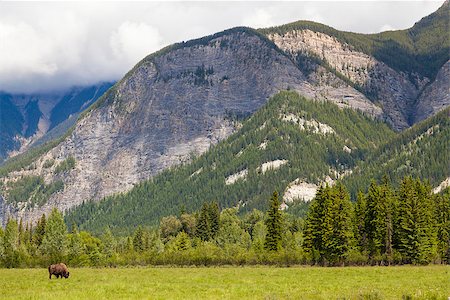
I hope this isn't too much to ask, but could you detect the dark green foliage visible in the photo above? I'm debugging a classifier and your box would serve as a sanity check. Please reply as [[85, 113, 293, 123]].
[[434, 190, 450, 263], [304, 184, 354, 265], [195, 202, 212, 241], [395, 177, 437, 264], [132, 226, 145, 252], [33, 214, 46, 247], [54, 156, 76, 174], [264, 191, 282, 251], [65, 91, 394, 233], [365, 180, 394, 261], [3, 176, 64, 207], [208, 202, 220, 239], [343, 107, 450, 198]]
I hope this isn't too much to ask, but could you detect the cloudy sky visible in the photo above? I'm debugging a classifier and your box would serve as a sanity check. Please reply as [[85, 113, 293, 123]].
[[0, 1, 444, 94]]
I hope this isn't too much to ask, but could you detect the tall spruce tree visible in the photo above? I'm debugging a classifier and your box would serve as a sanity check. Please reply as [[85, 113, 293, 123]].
[[264, 191, 282, 251], [322, 184, 354, 265], [33, 214, 46, 247], [196, 203, 211, 241], [133, 226, 145, 252], [434, 190, 450, 263], [208, 202, 220, 239], [396, 177, 437, 264], [303, 185, 331, 263], [354, 191, 368, 254], [365, 180, 394, 262]]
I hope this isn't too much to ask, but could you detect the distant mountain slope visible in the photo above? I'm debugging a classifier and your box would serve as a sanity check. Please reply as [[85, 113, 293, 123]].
[[64, 91, 394, 233], [0, 82, 114, 161], [343, 107, 450, 197], [0, 27, 380, 225], [260, 0, 449, 129], [0, 94, 24, 160], [1, 4, 448, 226]]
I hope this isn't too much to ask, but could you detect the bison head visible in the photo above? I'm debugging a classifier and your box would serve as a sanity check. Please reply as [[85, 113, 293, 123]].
[[64, 272, 70, 278]]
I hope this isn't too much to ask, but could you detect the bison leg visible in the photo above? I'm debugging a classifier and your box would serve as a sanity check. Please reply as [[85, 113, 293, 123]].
[[49, 273, 52, 279]]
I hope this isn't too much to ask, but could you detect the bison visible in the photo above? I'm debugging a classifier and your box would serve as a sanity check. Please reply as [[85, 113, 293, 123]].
[[48, 263, 70, 279]]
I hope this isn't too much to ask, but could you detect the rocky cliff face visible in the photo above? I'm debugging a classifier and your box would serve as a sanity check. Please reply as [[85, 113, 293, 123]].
[[1, 3, 449, 224], [414, 60, 450, 123], [266, 29, 436, 130], [0, 28, 381, 224]]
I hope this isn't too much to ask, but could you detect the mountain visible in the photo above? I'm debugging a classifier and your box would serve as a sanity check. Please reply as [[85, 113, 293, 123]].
[[260, 0, 449, 129], [343, 107, 450, 198], [0, 82, 114, 162], [65, 93, 449, 234], [0, 4, 448, 226], [65, 91, 395, 233]]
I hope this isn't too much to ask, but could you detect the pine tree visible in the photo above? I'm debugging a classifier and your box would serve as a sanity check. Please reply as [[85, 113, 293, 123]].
[[101, 228, 116, 258], [196, 203, 211, 241], [208, 202, 220, 239], [264, 191, 282, 251], [365, 180, 394, 263], [18, 218, 24, 246], [175, 232, 190, 251], [354, 191, 368, 253], [133, 226, 144, 252], [33, 214, 46, 247], [303, 185, 331, 263], [434, 191, 450, 263], [322, 184, 354, 265], [396, 177, 437, 264], [41, 208, 68, 263]]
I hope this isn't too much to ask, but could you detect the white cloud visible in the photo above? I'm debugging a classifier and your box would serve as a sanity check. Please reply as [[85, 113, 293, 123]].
[[110, 21, 163, 69], [242, 9, 276, 29], [0, 1, 445, 94], [379, 24, 396, 32]]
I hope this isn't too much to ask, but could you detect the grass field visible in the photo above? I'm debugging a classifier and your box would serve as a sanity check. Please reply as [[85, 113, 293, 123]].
[[0, 266, 448, 299]]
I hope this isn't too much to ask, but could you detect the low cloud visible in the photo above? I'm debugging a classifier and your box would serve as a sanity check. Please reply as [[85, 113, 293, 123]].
[[0, 1, 444, 94]]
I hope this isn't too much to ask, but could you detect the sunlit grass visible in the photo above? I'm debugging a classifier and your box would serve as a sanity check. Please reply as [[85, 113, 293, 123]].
[[0, 265, 448, 299]]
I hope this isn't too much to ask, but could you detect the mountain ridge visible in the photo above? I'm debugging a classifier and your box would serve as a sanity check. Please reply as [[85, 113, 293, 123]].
[[0, 5, 448, 226]]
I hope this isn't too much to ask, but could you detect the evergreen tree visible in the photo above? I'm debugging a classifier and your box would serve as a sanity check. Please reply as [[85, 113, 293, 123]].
[[101, 228, 116, 258], [396, 177, 437, 264], [208, 201, 220, 239], [18, 218, 24, 246], [322, 184, 354, 265], [33, 214, 46, 247], [354, 191, 368, 253], [303, 185, 331, 263], [264, 191, 282, 251], [133, 226, 144, 252], [175, 232, 190, 251], [41, 208, 68, 262], [365, 180, 394, 262], [2, 218, 20, 268], [434, 191, 450, 263], [196, 203, 211, 241]]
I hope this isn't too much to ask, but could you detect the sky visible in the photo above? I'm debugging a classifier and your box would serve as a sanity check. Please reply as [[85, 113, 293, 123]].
[[0, 1, 445, 94]]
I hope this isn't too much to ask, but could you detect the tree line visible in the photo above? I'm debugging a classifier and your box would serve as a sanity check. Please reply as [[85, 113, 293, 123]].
[[0, 176, 448, 267]]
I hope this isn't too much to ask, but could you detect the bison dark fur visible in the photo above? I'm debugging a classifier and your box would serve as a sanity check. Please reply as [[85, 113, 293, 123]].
[[48, 263, 70, 279]]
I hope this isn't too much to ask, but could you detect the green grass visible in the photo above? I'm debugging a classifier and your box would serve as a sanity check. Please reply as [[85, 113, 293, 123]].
[[0, 266, 448, 299]]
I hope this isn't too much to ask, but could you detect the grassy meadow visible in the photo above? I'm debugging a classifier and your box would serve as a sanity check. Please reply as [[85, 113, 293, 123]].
[[0, 265, 448, 299]]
